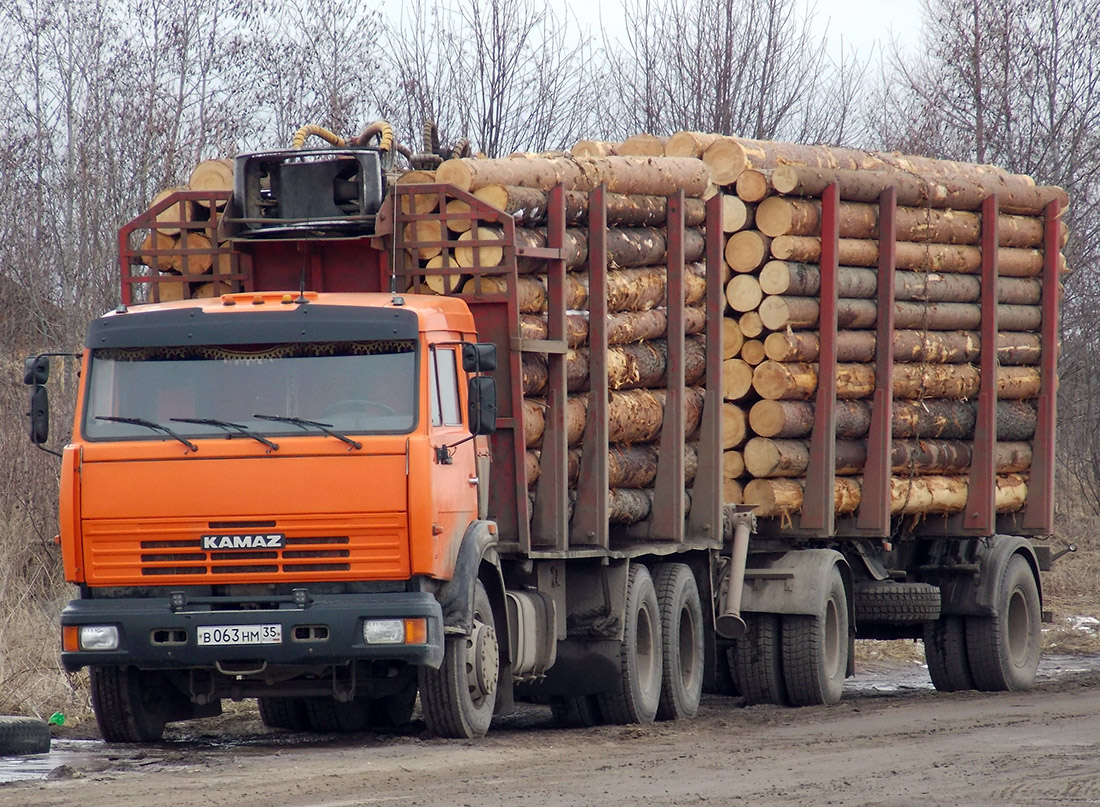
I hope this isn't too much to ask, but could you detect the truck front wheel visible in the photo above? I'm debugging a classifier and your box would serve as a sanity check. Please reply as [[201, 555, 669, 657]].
[[419, 579, 499, 738], [90, 666, 172, 743]]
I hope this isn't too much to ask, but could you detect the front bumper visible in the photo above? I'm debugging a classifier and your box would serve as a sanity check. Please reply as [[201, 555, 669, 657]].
[[61, 591, 444, 672]]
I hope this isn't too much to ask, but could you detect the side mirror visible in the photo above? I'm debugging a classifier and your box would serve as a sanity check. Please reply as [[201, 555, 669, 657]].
[[467, 376, 497, 436], [28, 385, 49, 444], [24, 355, 50, 386], [462, 342, 497, 373]]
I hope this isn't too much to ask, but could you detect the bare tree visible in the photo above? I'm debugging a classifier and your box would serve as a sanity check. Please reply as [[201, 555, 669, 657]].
[[602, 0, 864, 144], [380, 0, 601, 155]]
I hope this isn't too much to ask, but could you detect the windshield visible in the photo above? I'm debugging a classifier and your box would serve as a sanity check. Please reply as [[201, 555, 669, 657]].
[[83, 340, 418, 441]]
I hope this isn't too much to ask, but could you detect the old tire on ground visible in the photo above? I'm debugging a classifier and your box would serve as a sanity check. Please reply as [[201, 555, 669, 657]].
[[781, 566, 849, 706], [304, 698, 371, 732], [965, 554, 1042, 691], [653, 563, 704, 720], [730, 613, 788, 706], [0, 717, 51, 755], [257, 697, 311, 731], [924, 615, 974, 692], [856, 582, 941, 623], [90, 666, 173, 743], [549, 695, 602, 727], [419, 579, 499, 738], [597, 563, 663, 724]]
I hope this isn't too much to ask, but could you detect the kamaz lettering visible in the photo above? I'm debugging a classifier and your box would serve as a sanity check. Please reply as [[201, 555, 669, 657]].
[[200, 534, 286, 550]]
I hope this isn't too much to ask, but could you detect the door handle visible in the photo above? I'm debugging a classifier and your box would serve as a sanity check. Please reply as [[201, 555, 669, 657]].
[[467, 477, 479, 486]]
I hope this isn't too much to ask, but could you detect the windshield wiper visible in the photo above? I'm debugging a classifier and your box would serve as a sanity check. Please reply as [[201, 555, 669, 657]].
[[95, 416, 198, 452], [253, 414, 362, 450], [170, 417, 279, 451]]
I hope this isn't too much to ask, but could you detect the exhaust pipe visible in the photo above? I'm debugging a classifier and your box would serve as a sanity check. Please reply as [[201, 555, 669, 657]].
[[716, 508, 755, 640]]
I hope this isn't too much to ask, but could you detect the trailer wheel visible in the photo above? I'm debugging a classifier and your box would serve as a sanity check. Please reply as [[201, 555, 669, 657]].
[[653, 563, 704, 720], [89, 666, 171, 743], [0, 717, 51, 755], [303, 698, 371, 732], [924, 615, 974, 692], [597, 563, 662, 724], [257, 697, 310, 731], [419, 579, 499, 738], [965, 554, 1041, 691], [730, 613, 788, 706], [549, 695, 602, 727], [781, 566, 849, 706]]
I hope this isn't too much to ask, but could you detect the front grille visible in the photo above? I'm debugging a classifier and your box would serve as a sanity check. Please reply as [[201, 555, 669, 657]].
[[83, 516, 409, 584]]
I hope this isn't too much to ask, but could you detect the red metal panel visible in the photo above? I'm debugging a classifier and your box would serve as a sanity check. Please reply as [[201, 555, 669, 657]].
[[686, 195, 725, 541], [573, 186, 610, 548], [801, 183, 839, 533], [857, 188, 896, 534], [1021, 200, 1060, 532], [962, 196, 999, 535], [647, 191, 686, 541], [532, 185, 569, 549]]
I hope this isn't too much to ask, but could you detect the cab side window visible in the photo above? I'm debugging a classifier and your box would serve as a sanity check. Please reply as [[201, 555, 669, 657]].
[[430, 347, 462, 427]]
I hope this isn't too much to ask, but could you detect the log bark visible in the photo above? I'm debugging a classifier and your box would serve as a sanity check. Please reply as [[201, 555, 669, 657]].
[[735, 169, 771, 203], [523, 388, 705, 448], [757, 295, 1041, 332], [748, 398, 1037, 440], [526, 444, 699, 488], [726, 274, 763, 312], [723, 359, 755, 401], [769, 163, 1069, 216], [770, 235, 1050, 278], [725, 231, 773, 272], [744, 436, 1031, 478], [435, 155, 713, 196], [756, 196, 1048, 247], [473, 185, 708, 228], [762, 329, 1042, 365], [744, 477, 862, 517], [758, 261, 1041, 304], [752, 360, 1041, 401], [523, 337, 706, 394]]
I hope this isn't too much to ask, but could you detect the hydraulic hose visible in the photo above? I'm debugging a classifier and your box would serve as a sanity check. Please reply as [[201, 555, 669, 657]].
[[290, 124, 347, 149], [352, 121, 395, 152]]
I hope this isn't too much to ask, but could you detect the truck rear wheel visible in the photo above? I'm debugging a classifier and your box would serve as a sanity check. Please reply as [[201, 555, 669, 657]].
[[597, 563, 662, 724], [89, 666, 171, 743], [923, 615, 974, 692], [781, 566, 849, 706], [730, 613, 788, 706], [257, 697, 310, 731], [965, 554, 1041, 691], [654, 563, 704, 720], [419, 579, 499, 738]]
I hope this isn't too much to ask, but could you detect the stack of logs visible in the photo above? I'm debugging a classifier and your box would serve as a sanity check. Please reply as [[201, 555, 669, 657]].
[[397, 132, 1069, 524], [136, 159, 235, 301]]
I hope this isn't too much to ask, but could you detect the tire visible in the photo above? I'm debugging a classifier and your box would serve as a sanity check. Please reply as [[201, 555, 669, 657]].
[[89, 666, 172, 743], [549, 695, 602, 727], [781, 566, 849, 706], [0, 717, 51, 755], [419, 579, 499, 738], [924, 615, 974, 692], [597, 563, 663, 724], [965, 554, 1042, 691], [304, 697, 371, 732], [370, 679, 418, 729], [653, 563, 704, 720], [730, 613, 788, 706], [257, 697, 310, 731], [856, 582, 941, 623]]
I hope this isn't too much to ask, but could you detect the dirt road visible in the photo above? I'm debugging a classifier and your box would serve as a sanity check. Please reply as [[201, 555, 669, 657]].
[[5, 657, 1100, 807]]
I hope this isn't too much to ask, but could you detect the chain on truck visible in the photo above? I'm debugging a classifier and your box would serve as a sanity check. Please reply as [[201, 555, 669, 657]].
[[24, 121, 1068, 742]]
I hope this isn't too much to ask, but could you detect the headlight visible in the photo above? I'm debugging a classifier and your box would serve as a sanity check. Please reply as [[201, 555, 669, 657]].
[[363, 619, 404, 644], [79, 625, 120, 651]]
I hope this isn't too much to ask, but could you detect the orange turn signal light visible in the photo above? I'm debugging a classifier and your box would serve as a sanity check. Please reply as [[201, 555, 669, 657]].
[[62, 625, 79, 652], [404, 618, 428, 645]]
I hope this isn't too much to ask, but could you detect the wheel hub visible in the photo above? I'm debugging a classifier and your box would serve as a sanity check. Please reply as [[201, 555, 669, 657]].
[[468, 622, 499, 699]]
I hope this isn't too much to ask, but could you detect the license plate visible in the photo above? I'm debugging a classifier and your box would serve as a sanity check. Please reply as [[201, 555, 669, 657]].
[[196, 624, 282, 646]]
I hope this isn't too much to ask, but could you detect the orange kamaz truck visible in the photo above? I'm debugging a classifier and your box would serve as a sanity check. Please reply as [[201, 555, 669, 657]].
[[26, 131, 1063, 741]]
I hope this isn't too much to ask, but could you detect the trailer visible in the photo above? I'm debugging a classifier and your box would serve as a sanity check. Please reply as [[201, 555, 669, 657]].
[[25, 132, 1061, 740]]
